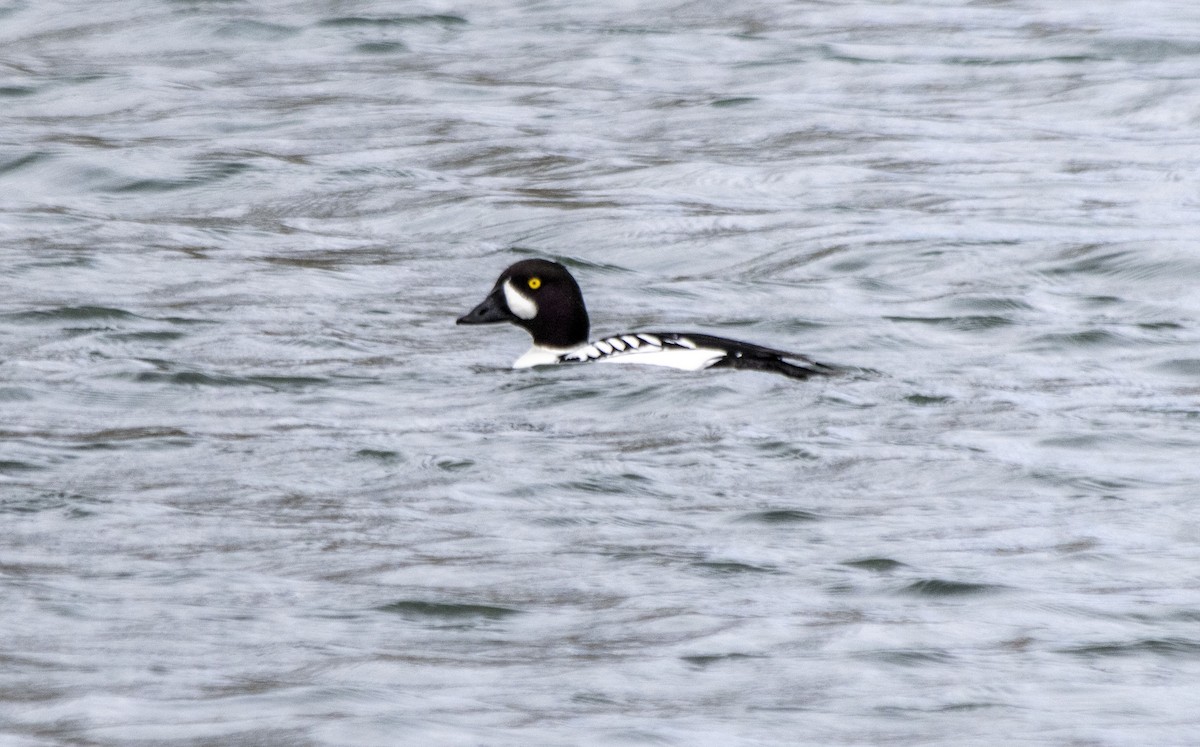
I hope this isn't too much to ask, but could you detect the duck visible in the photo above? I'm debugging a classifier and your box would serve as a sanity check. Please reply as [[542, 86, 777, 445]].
[[456, 259, 836, 380]]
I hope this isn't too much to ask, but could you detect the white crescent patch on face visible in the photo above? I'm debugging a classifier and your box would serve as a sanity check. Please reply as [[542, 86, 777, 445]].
[[502, 279, 538, 320]]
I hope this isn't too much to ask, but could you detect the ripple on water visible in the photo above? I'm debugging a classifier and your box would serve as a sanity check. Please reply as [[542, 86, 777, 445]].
[[5, 306, 139, 323], [352, 41, 407, 55], [212, 19, 299, 41], [680, 653, 760, 669], [900, 579, 1008, 597], [0, 491, 106, 517], [105, 330, 187, 342], [315, 14, 468, 29], [1040, 245, 1200, 283], [0, 85, 38, 97], [103, 160, 254, 195], [736, 509, 821, 525], [1058, 638, 1200, 658], [0, 152, 50, 175], [869, 649, 956, 666], [842, 557, 907, 573], [131, 370, 329, 390], [65, 426, 194, 449], [1027, 329, 1134, 349], [354, 449, 405, 463], [377, 601, 523, 624], [1152, 359, 1200, 378], [563, 472, 658, 497], [421, 456, 474, 472], [946, 296, 1035, 314], [884, 314, 1018, 332], [905, 394, 953, 406], [0, 459, 46, 475], [692, 560, 780, 576]]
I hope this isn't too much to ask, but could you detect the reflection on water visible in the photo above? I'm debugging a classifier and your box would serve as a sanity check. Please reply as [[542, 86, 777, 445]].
[[4, 1, 1200, 744]]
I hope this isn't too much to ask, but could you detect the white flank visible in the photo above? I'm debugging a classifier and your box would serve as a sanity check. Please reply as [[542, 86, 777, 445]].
[[597, 346, 724, 371], [560, 337, 725, 371], [513, 345, 572, 368], [553, 336, 727, 371], [502, 279, 538, 320]]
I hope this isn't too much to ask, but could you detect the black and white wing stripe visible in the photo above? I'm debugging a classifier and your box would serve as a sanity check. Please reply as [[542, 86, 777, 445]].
[[559, 332, 834, 379], [561, 333, 668, 362]]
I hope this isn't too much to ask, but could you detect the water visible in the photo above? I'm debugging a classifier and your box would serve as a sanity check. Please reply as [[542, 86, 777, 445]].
[[3, 0, 1200, 743]]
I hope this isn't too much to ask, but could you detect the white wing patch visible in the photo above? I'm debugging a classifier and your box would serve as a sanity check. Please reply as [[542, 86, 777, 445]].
[[561, 334, 725, 372]]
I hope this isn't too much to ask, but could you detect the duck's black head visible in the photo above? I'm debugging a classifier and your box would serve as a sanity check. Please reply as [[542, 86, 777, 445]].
[[456, 259, 590, 348]]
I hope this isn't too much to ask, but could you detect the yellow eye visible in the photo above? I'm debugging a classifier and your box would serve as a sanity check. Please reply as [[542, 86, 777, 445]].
[[528, 277, 541, 290]]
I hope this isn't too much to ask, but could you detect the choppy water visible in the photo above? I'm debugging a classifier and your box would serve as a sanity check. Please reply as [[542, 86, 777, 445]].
[[4, 1, 1200, 744]]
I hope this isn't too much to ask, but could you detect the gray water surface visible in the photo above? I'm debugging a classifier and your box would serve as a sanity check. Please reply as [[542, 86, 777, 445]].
[[4, 1, 1200, 744]]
